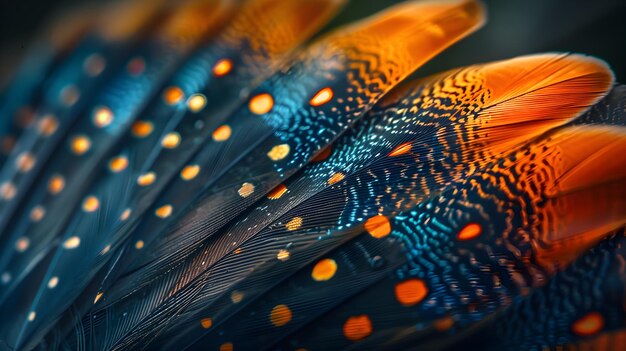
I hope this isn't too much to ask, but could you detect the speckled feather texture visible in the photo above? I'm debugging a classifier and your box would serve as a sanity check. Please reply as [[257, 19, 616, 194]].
[[0, 0, 624, 350]]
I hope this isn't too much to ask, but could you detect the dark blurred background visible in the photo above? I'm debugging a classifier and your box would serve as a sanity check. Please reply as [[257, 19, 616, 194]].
[[1, 0, 626, 81]]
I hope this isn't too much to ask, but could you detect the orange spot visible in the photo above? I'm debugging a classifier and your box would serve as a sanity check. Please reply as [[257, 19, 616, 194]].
[[120, 208, 132, 221], [16, 152, 36, 172], [238, 182, 255, 198], [231, 291, 244, 303], [270, 304, 292, 327], [219, 342, 233, 351], [137, 172, 156, 186], [187, 94, 207, 112], [93, 107, 114, 127], [0, 182, 16, 199], [127, 57, 145, 76], [109, 156, 128, 173], [155, 205, 173, 218], [267, 144, 290, 161], [71, 135, 91, 155], [38, 115, 59, 136], [327, 172, 345, 185], [310, 87, 334, 106], [82, 196, 100, 212], [388, 142, 412, 157], [84, 53, 106, 76], [135, 240, 144, 249], [573, 312, 604, 337], [161, 132, 181, 148], [343, 315, 373, 341], [433, 316, 455, 331], [15, 237, 30, 252], [213, 58, 233, 77], [267, 184, 287, 200], [94, 292, 103, 304], [60, 85, 80, 106], [364, 215, 391, 239], [163, 86, 185, 105], [30, 206, 45, 222], [312, 258, 337, 281], [131, 120, 153, 138], [212, 125, 232, 141], [180, 165, 200, 180], [395, 279, 428, 306], [285, 217, 303, 231], [249, 93, 274, 115], [48, 175, 65, 194], [2, 136, 15, 154], [200, 317, 212, 329], [457, 223, 482, 241], [311, 146, 332, 163]]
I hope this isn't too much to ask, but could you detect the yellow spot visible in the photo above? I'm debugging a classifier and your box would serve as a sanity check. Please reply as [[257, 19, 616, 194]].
[[213, 58, 233, 77], [311, 146, 332, 163], [285, 217, 303, 231], [93, 107, 114, 128], [212, 125, 232, 141], [180, 165, 200, 180], [270, 304, 292, 327], [276, 249, 290, 261], [63, 236, 81, 249], [48, 175, 65, 194], [187, 94, 207, 112], [15, 237, 30, 252], [267, 144, 290, 161], [70, 135, 91, 155], [109, 156, 128, 173], [120, 208, 132, 221], [38, 115, 59, 136], [238, 182, 255, 198], [219, 342, 233, 351], [161, 132, 181, 149], [327, 172, 345, 185], [82, 196, 100, 212], [127, 57, 145, 76], [16, 152, 35, 172], [47, 276, 59, 289], [0, 182, 16, 200], [312, 258, 337, 281], [364, 215, 391, 239], [310, 87, 334, 106], [60, 85, 80, 106], [388, 142, 412, 157], [135, 240, 144, 249], [249, 93, 274, 115], [94, 292, 103, 304], [137, 172, 156, 186], [131, 120, 153, 138], [163, 86, 185, 105], [231, 291, 244, 303], [395, 279, 428, 306], [155, 205, 173, 218], [343, 315, 372, 341], [573, 312, 604, 336], [30, 206, 45, 222], [200, 317, 213, 329], [84, 53, 106, 76], [267, 184, 287, 200], [27, 311, 36, 322], [457, 223, 482, 241]]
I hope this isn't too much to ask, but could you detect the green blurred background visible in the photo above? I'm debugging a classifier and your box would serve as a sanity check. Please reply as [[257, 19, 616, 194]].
[[1, 0, 626, 80]]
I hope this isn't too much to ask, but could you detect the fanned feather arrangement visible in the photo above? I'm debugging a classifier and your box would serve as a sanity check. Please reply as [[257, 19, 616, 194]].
[[0, 0, 624, 350]]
